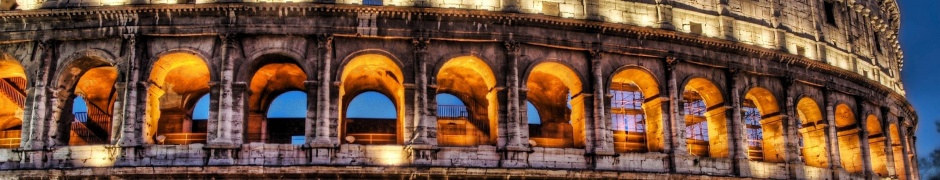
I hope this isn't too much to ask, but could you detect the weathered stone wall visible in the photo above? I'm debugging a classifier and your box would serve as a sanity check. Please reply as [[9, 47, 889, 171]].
[[0, 1, 918, 179]]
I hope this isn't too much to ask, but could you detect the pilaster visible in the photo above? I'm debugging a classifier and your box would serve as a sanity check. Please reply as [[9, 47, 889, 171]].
[[727, 67, 750, 177], [663, 56, 683, 173], [500, 40, 529, 168]]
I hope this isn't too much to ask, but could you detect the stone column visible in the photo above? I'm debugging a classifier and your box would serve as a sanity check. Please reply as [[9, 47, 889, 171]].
[[500, 40, 528, 168], [855, 96, 874, 178], [782, 76, 803, 179], [822, 86, 844, 176], [207, 34, 241, 165], [654, 0, 675, 30], [311, 34, 334, 147], [881, 107, 897, 178], [727, 67, 750, 177], [19, 40, 57, 169], [663, 56, 683, 173], [717, 0, 735, 41], [409, 37, 436, 166], [590, 49, 615, 170]]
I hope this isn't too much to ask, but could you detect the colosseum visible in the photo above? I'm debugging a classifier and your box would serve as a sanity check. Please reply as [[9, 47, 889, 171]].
[[0, 0, 919, 179]]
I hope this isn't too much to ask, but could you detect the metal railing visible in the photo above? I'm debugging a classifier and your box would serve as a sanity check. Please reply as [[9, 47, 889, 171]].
[[0, 130, 20, 149], [245, 133, 304, 144], [160, 133, 207, 145], [437, 105, 489, 135], [70, 120, 106, 145], [0, 77, 25, 109]]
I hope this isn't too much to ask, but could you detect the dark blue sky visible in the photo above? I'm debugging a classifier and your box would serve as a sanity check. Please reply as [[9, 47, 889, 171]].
[[899, 0, 940, 159]]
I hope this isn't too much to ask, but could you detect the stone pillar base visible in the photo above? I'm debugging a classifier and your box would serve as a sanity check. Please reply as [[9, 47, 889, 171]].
[[308, 144, 334, 165], [17, 149, 44, 169], [592, 149, 617, 170], [500, 146, 530, 168], [206, 145, 239, 166], [113, 146, 141, 166], [408, 144, 436, 166]]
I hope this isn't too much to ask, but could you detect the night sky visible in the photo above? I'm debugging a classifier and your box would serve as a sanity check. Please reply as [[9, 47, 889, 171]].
[[898, 0, 940, 161]]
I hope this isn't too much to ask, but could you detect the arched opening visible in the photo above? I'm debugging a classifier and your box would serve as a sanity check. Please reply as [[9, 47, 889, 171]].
[[147, 52, 211, 145], [609, 68, 663, 153], [0, 54, 26, 148], [525, 62, 584, 148], [682, 78, 728, 158], [866, 115, 889, 177], [889, 124, 907, 180], [742, 87, 785, 163], [55, 56, 118, 146], [266, 91, 307, 145], [435, 56, 498, 146], [246, 54, 307, 144], [345, 91, 398, 144], [835, 104, 863, 173], [339, 54, 404, 145], [796, 97, 829, 168]]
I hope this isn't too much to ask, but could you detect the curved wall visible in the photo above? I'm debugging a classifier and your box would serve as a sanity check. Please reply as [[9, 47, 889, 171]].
[[0, 0, 918, 179]]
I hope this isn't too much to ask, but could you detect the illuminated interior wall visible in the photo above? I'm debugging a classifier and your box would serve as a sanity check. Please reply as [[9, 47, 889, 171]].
[[525, 62, 584, 148], [0, 54, 25, 148], [339, 54, 404, 144], [743, 87, 784, 163], [147, 52, 210, 144], [61, 64, 118, 146], [435, 56, 497, 146], [834, 104, 863, 173], [796, 97, 829, 168], [245, 54, 307, 143], [889, 124, 907, 180], [609, 68, 663, 152], [866, 115, 889, 177], [684, 78, 728, 158]]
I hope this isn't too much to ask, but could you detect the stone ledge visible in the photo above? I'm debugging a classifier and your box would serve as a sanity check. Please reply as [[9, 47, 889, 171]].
[[0, 165, 755, 179]]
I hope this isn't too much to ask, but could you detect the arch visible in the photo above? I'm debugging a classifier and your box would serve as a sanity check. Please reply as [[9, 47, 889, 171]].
[[525, 62, 584, 148], [742, 87, 785, 163], [795, 97, 829, 168], [866, 114, 889, 177], [63, 65, 118, 146], [834, 104, 863, 173], [344, 91, 399, 145], [339, 54, 404, 145], [148, 49, 218, 82], [608, 67, 663, 153], [146, 52, 211, 145], [237, 49, 311, 83], [0, 53, 26, 149], [264, 91, 307, 144], [335, 49, 405, 82], [682, 77, 728, 158], [435, 56, 498, 146], [245, 54, 308, 144]]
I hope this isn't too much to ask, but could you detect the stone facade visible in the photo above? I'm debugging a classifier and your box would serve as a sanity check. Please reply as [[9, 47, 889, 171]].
[[0, 0, 918, 179]]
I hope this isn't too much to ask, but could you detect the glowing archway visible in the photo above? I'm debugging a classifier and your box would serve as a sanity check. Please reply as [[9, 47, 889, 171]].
[[834, 104, 863, 173], [866, 115, 889, 177], [339, 54, 404, 145], [796, 97, 829, 168], [0, 54, 26, 148], [609, 68, 662, 153], [147, 52, 211, 145], [525, 62, 584, 148], [55, 56, 118, 146], [742, 87, 784, 163], [435, 56, 497, 146], [682, 78, 728, 158], [246, 54, 307, 144]]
